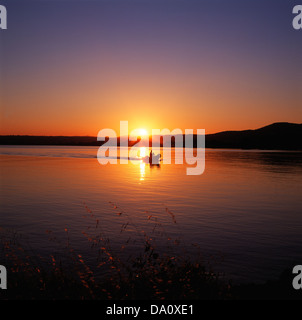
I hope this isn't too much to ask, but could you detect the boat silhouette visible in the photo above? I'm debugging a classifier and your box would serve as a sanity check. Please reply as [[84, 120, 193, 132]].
[[141, 152, 161, 164]]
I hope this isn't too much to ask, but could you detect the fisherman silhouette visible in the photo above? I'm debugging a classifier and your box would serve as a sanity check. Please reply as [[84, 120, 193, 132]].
[[149, 150, 155, 164], [149, 149, 161, 165]]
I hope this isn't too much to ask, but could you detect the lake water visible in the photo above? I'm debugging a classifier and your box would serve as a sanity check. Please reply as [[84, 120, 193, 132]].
[[0, 145, 302, 284]]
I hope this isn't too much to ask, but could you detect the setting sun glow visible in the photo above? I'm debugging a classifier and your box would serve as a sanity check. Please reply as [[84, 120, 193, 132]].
[[137, 129, 148, 137]]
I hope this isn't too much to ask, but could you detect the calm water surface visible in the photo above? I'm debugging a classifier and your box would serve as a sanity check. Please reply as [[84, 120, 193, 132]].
[[1, 146, 302, 284]]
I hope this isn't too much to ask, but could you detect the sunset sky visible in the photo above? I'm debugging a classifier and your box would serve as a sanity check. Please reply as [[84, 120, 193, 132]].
[[0, 0, 301, 136]]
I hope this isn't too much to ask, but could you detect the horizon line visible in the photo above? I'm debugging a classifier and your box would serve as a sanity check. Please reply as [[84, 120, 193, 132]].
[[0, 122, 301, 138]]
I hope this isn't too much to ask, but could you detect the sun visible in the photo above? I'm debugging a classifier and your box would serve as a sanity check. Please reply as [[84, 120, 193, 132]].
[[137, 128, 148, 137]]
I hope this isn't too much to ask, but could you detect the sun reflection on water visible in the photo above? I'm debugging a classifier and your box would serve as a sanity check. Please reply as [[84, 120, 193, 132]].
[[139, 147, 148, 181], [139, 162, 146, 181]]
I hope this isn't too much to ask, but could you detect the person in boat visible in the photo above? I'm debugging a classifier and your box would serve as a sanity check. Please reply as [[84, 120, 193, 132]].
[[149, 149, 161, 164], [149, 149, 155, 164]]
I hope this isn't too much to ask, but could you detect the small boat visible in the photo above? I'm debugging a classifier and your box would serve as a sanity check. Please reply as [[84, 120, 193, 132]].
[[142, 154, 161, 164]]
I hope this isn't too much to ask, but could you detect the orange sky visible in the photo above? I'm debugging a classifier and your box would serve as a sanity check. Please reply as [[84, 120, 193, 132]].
[[1, 65, 301, 136], [1, 1, 301, 136]]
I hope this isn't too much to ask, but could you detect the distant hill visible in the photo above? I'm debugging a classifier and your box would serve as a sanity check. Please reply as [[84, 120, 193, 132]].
[[0, 122, 301, 150], [205, 122, 302, 150]]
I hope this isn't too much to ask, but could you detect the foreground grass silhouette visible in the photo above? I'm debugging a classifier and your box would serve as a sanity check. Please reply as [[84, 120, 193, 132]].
[[0, 203, 301, 300]]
